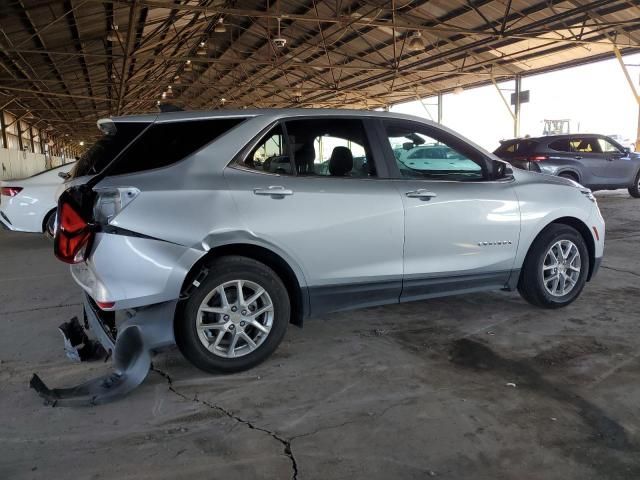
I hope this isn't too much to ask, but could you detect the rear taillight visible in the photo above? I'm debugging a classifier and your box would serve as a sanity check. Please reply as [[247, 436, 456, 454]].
[[527, 155, 549, 162], [54, 199, 94, 264], [96, 301, 115, 310], [1, 186, 23, 197]]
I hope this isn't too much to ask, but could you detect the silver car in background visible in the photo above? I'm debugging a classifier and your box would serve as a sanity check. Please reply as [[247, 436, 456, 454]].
[[39, 109, 605, 403]]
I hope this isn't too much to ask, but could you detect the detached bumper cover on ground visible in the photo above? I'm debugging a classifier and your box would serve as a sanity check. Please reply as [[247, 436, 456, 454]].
[[31, 294, 177, 406]]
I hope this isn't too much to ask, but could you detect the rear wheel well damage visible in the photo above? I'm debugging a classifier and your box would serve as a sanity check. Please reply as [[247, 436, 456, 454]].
[[178, 244, 305, 328], [523, 216, 596, 282], [42, 207, 57, 234]]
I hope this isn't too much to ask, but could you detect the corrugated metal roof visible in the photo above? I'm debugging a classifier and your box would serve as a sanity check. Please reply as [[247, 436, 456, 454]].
[[0, 0, 638, 138]]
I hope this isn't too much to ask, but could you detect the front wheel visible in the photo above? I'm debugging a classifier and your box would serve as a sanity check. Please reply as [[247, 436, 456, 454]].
[[518, 224, 589, 308], [628, 170, 640, 198], [175, 256, 290, 374]]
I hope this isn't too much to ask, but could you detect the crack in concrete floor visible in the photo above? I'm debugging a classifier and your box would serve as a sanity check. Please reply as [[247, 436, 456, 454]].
[[151, 364, 299, 480]]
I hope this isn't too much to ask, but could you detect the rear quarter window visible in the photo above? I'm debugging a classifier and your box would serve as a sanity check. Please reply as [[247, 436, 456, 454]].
[[548, 139, 572, 152], [495, 139, 538, 155], [108, 118, 246, 176], [72, 122, 147, 178]]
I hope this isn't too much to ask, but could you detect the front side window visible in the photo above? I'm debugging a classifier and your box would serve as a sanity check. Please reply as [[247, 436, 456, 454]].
[[384, 122, 485, 181], [285, 118, 376, 177], [598, 138, 622, 153], [570, 137, 602, 154]]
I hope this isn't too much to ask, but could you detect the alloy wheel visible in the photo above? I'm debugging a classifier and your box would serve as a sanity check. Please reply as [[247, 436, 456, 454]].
[[196, 279, 274, 358], [542, 239, 581, 297]]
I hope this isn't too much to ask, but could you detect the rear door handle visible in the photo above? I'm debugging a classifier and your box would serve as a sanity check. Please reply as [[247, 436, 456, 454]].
[[574, 155, 583, 160], [405, 189, 437, 199], [253, 186, 294, 197]]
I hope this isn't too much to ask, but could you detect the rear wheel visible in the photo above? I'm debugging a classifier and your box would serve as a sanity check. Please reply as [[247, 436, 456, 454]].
[[558, 172, 579, 183], [518, 224, 589, 308], [175, 256, 290, 374], [628, 170, 640, 198], [43, 209, 57, 238]]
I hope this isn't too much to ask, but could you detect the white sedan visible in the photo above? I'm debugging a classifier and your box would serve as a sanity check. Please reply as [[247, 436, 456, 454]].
[[0, 162, 75, 235]]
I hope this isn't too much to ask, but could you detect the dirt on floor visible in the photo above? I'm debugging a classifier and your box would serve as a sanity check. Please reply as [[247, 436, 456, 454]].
[[1, 190, 639, 480]]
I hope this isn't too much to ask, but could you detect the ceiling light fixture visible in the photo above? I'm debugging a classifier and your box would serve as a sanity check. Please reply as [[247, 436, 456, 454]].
[[273, 17, 287, 48], [407, 31, 425, 52], [197, 41, 207, 56], [184, 60, 192, 72], [453, 86, 464, 95], [106, 24, 119, 43], [214, 17, 226, 33]]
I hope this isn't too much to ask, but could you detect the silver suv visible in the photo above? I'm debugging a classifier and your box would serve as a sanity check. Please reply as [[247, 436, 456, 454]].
[[45, 110, 605, 402]]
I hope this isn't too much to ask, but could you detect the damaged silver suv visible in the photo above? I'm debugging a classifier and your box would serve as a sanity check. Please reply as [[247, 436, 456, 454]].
[[35, 109, 605, 404]]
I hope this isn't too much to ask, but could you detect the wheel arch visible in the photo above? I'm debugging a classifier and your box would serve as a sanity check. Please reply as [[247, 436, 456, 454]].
[[178, 243, 307, 327], [41, 207, 57, 234], [556, 168, 581, 183], [524, 216, 596, 282]]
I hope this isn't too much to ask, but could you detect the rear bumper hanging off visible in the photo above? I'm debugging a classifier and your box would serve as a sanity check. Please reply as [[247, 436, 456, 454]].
[[31, 294, 177, 406]]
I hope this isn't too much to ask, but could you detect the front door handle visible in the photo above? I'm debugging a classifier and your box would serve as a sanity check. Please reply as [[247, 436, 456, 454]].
[[574, 155, 583, 160], [405, 189, 437, 199], [253, 186, 294, 197]]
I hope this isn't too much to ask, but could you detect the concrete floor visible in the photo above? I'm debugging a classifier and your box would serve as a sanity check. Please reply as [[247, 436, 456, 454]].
[[1, 190, 640, 480]]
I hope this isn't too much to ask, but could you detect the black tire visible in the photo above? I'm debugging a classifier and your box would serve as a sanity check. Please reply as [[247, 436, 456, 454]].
[[43, 208, 57, 238], [518, 224, 589, 309], [558, 172, 579, 183], [628, 170, 640, 198], [175, 256, 290, 374]]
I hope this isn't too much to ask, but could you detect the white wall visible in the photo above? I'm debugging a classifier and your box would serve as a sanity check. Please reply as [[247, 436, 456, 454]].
[[0, 148, 68, 180]]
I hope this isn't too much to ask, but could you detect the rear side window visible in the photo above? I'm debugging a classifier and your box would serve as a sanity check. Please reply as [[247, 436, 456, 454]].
[[109, 118, 245, 175], [72, 122, 147, 178], [549, 139, 571, 152]]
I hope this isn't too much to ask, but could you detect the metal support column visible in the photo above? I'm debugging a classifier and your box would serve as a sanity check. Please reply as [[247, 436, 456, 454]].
[[0, 110, 7, 149], [613, 46, 640, 151], [16, 119, 23, 151], [437, 93, 443, 124], [28, 125, 35, 153], [514, 75, 522, 138], [491, 76, 516, 135]]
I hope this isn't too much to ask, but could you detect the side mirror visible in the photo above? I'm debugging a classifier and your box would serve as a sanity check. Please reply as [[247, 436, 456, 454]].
[[492, 159, 512, 180], [402, 142, 413, 151], [623, 147, 631, 154], [58, 171, 70, 180]]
